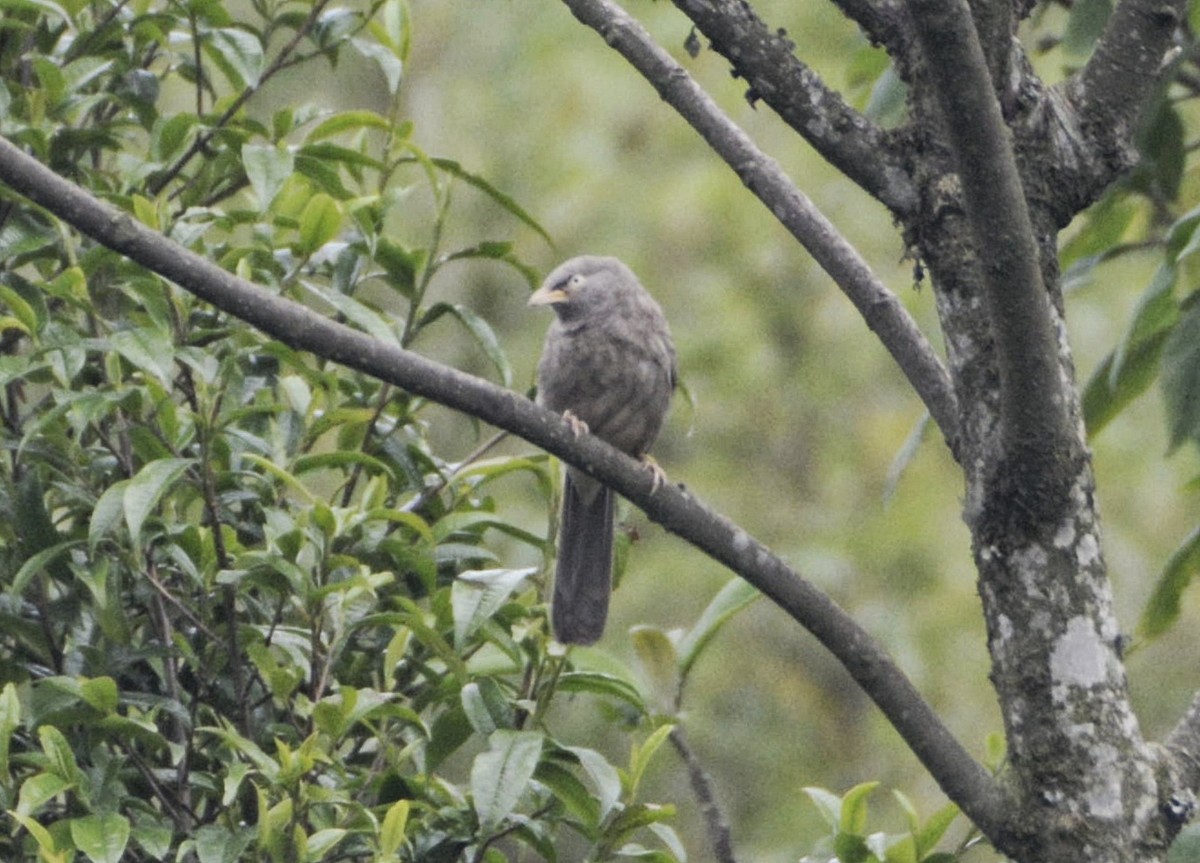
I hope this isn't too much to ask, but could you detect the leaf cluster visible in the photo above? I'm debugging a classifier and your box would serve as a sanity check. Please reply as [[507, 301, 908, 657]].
[[0, 1, 693, 861]]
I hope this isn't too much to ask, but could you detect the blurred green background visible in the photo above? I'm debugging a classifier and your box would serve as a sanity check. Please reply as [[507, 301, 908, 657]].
[[259, 1, 1200, 859]]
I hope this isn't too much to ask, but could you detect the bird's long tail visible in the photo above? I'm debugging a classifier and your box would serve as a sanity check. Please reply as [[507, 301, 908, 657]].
[[551, 473, 614, 645]]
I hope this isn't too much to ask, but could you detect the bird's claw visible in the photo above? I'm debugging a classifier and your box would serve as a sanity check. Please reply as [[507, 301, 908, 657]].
[[562, 410, 590, 438], [641, 455, 668, 494]]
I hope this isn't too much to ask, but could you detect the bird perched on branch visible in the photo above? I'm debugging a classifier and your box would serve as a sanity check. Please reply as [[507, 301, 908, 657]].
[[529, 255, 677, 645]]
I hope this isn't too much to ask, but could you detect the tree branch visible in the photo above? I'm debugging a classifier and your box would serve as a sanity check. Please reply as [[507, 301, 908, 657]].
[[670, 727, 738, 863], [672, 0, 918, 216], [908, 0, 1072, 493], [559, 0, 961, 456], [828, 0, 910, 59], [1069, 0, 1185, 169], [0, 133, 1007, 839]]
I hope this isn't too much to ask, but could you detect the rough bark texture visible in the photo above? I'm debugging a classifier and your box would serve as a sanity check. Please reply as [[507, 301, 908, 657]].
[[586, 0, 1197, 859]]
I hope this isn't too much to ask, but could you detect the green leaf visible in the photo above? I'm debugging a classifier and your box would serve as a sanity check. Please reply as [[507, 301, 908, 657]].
[[470, 729, 544, 831], [430, 157, 553, 247], [451, 567, 536, 647], [193, 822, 255, 863], [17, 770, 72, 817], [89, 479, 130, 547], [111, 326, 175, 383], [676, 578, 760, 681], [305, 110, 392, 141], [379, 799, 410, 858], [132, 813, 174, 859], [204, 26, 264, 88], [301, 281, 398, 346], [79, 676, 119, 713], [566, 746, 623, 820], [243, 143, 294, 210], [1083, 330, 1169, 438], [40, 724, 85, 788], [297, 192, 344, 255], [1138, 524, 1200, 640], [1161, 299, 1200, 450], [426, 704, 474, 772], [124, 458, 195, 544], [0, 682, 19, 781], [417, 302, 513, 386], [557, 671, 647, 712], [461, 678, 514, 736], [352, 36, 404, 94], [630, 626, 680, 716], [628, 723, 674, 802], [307, 828, 348, 857], [10, 812, 67, 863], [11, 539, 84, 597], [833, 831, 871, 863], [533, 760, 600, 829], [71, 813, 131, 863], [648, 823, 688, 861], [805, 786, 843, 831], [0, 281, 42, 334], [914, 802, 960, 858], [1139, 99, 1185, 201], [840, 781, 880, 835]]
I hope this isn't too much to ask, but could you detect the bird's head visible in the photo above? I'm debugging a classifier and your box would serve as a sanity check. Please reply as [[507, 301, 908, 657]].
[[527, 255, 637, 322]]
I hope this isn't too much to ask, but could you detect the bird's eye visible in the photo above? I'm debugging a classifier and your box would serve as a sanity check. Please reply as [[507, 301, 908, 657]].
[[567, 274, 586, 289]]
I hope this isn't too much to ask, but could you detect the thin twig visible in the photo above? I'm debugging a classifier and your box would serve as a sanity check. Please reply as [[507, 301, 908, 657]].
[[670, 727, 738, 863]]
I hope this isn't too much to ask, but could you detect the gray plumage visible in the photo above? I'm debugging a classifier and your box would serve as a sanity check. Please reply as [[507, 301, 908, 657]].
[[529, 256, 676, 644]]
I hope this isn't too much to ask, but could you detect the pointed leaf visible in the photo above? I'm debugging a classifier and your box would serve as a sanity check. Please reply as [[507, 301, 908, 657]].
[[124, 458, 194, 542], [430, 157, 552, 246], [805, 786, 843, 831], [471, 730, 544, 830], [451, 567, 535, 646], [301, 281, 398, 346], [915, 802, 960, 858], [566, 746, 623, 819], [677, 579, 760, 681], [1139, 524, 1200, 640], [1162, 299, 1200, 450], [242, 143, 294, 210], [379, 799, 410, 857], [297, 193, 344, 255], [71, 813, 131, 863], [630, 626, 680, 716], [16, 771, 72, 817], [417, 302, 512, 386]]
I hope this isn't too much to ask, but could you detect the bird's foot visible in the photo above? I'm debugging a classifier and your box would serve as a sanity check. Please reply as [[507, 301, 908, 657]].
[[640, 455, 668, 494], [562, 410, 589, 438]]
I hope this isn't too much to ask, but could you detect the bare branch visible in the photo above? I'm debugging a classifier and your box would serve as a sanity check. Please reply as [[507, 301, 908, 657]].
[[0, 133, 1007, 839], [670, 727, 738, 863], [909, 0, 1072, 494], [673, 0, 918, 215], [559, 0, 961, 455], [828, 0, 910, 56], [1069, 0, 1185, 169]]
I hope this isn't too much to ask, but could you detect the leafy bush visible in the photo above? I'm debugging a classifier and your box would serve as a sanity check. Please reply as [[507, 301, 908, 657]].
[[0, 1, 694, 860]]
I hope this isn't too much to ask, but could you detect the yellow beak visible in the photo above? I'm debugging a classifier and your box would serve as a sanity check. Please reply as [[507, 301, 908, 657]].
[[528, 285, 569, 307]]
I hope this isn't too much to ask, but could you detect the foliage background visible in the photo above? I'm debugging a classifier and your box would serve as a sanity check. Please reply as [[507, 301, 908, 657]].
[[390, 0, 1200, 857], [2, 0, 1200, 861]]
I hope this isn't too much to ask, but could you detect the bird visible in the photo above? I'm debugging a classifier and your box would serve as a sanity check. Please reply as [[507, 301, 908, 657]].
[[529, 255, 677, 645]]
